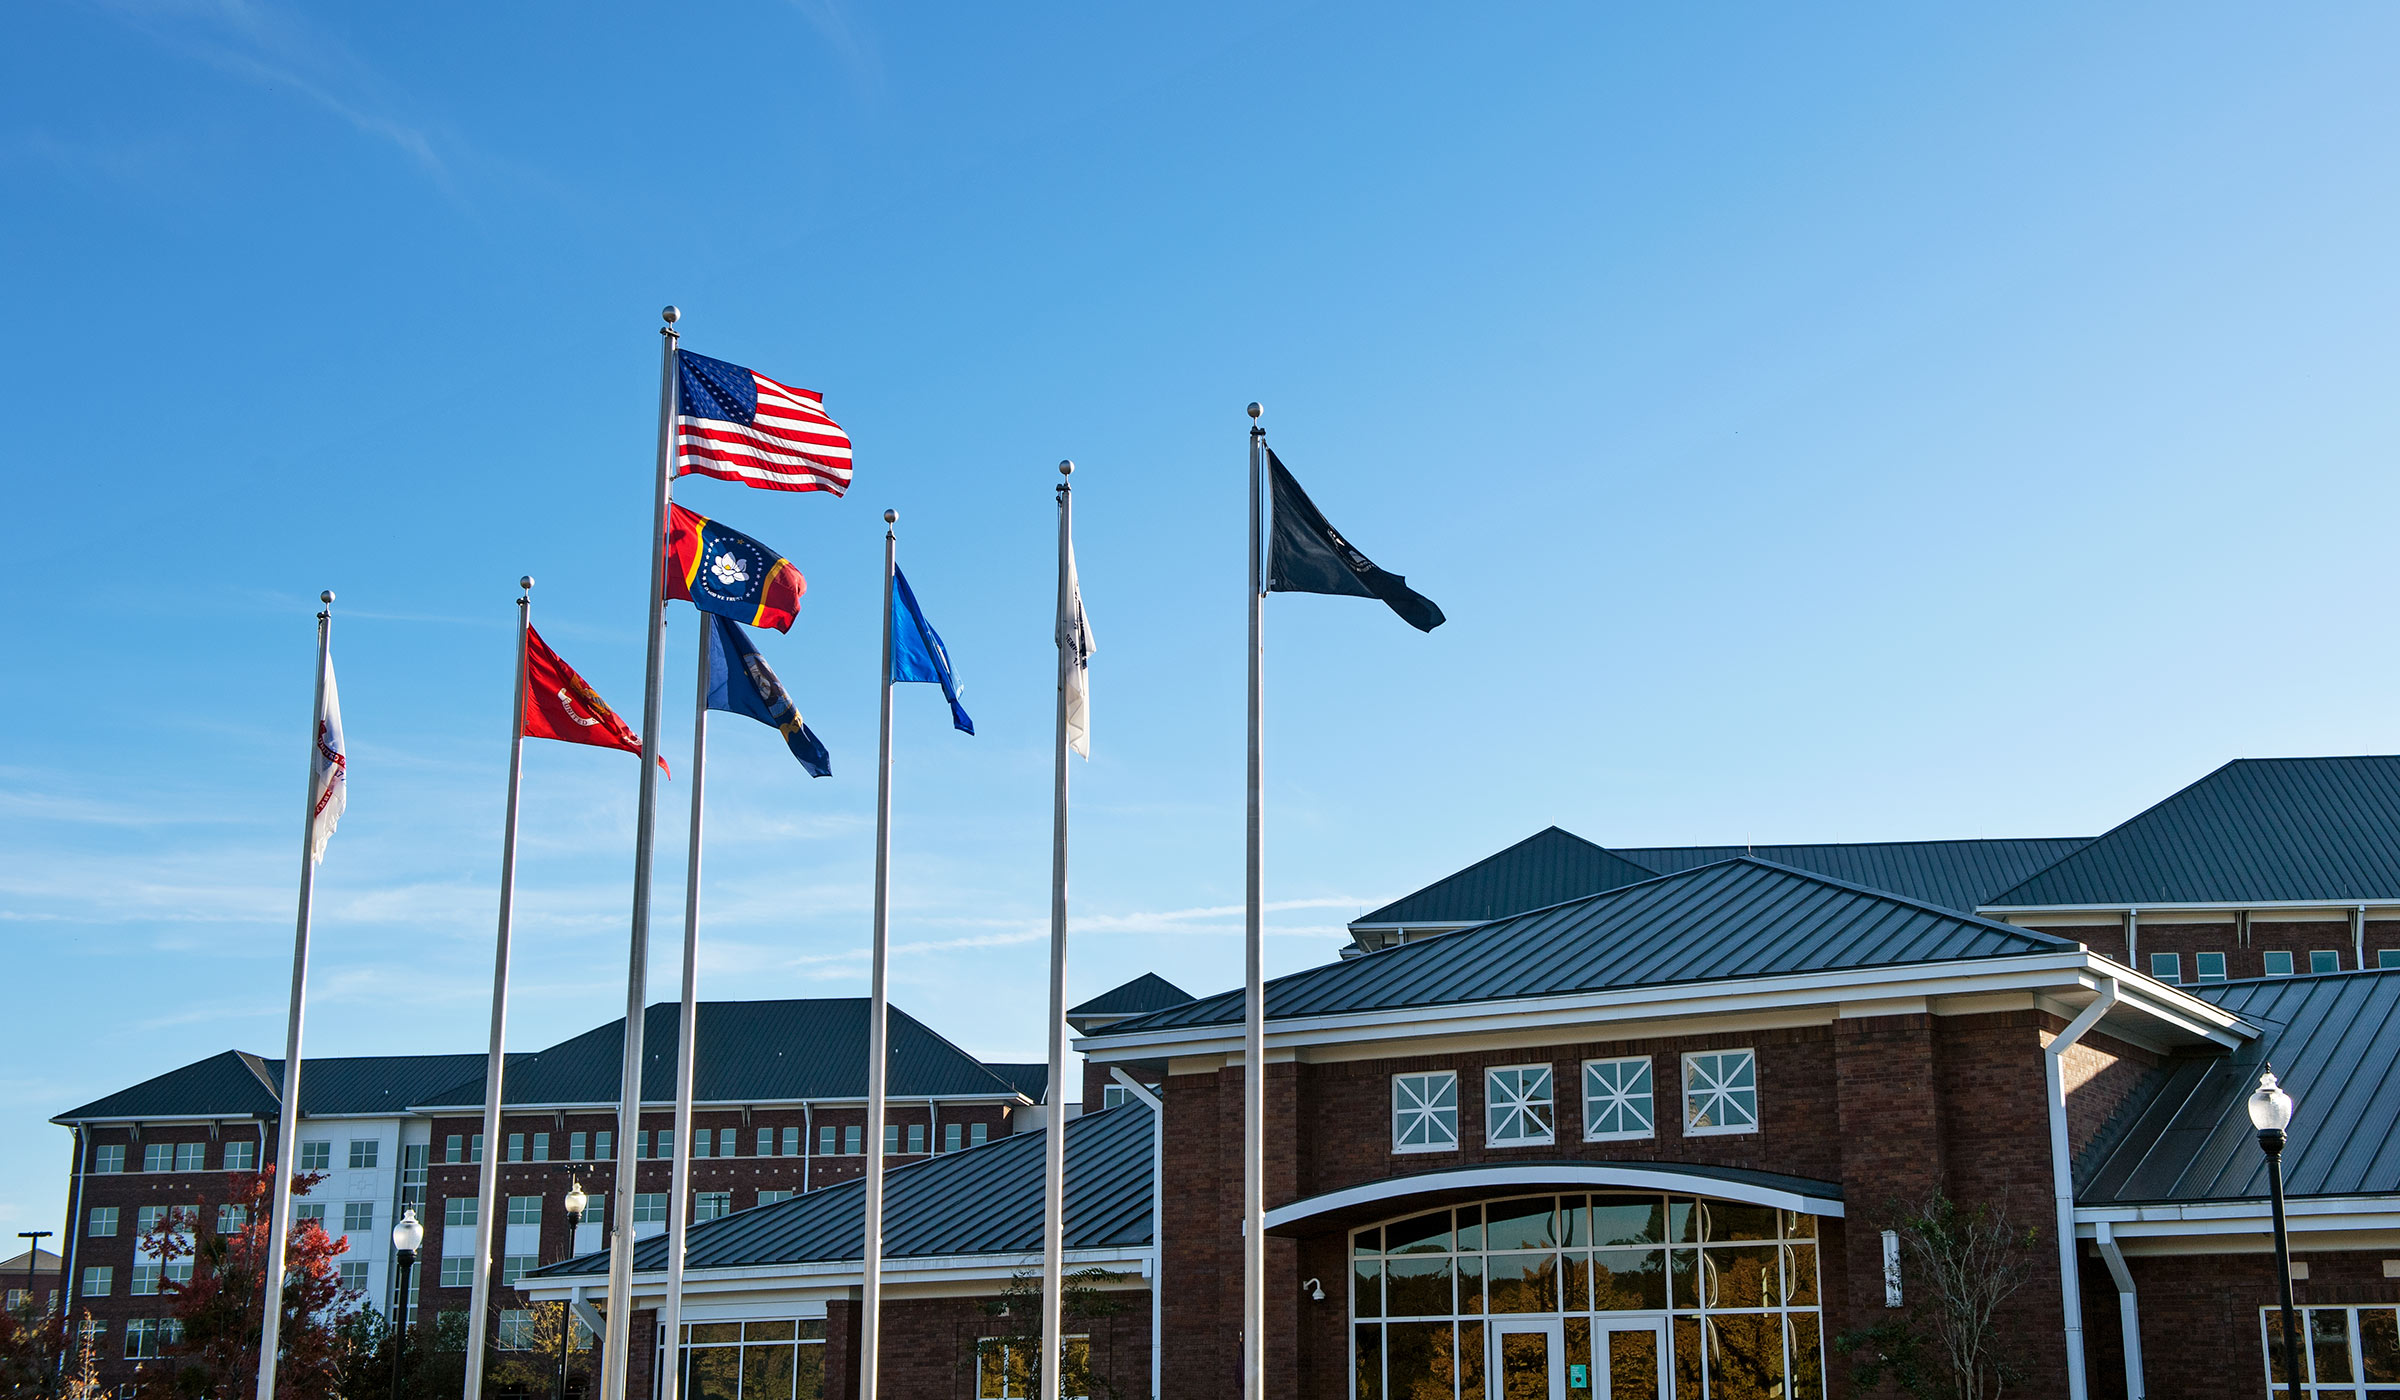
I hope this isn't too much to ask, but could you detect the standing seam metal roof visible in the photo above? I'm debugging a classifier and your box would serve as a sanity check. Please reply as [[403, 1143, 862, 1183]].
[[529, 1101, 1153, 1278], [1617, 838, 2094, 917], [1099, 858, 2080, 1036], [1355, 828, 1660, 926], [54, 1051, 490, 1122]]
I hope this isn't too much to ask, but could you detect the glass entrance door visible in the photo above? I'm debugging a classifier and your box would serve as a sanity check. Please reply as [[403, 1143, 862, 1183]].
[[1591, 1320, 1667, 1400], [1491, 1319, 1564, 1400]]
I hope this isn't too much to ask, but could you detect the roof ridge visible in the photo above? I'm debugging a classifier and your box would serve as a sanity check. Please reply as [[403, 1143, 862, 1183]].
[[1986, 759, 2251, 905], [235, 1050, 282, 1104], [1721, 856, 2079, 949], [1614, 835, 2089, 854]]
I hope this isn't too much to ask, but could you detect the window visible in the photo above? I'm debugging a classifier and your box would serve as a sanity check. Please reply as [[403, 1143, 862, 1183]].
[[81, 1267, 111, 1298], [2148, 952, 2181, 983], [570, 1132, 589, 1161], [531, 1133, 550, 1162], [695, 1192, 732, 1222], [884, 1125, 901, 1157], [3, 1289, 25, 1312], [658, 1130, 674, 1160], [1102, 1083, 1132, 1110], [2381, 950, 2400, 970], [977, 1336, 1092, 1399], [844, 1126, 863, 1155], [94, 1144, 125, 1174], [690, 1129, 710, 1159], [508, 1133, 526, 1162], [340, 1202, 372, 1233], [136, 1206, 170, 1236], [2262, 1303, 2400, 1392], [718, 1128, 737, 1158], [131, 1265, 160, 1296], [441, 1256, 476, 1288], [401, 1143, 427, 1208], [1684, 1050, 1760, 1136], [757, 1189, 795, 1207], [636, 1130, 652, 1160], [820, 1126, 837, 1156], [445, 1135, 463, 1164], [76, 1318, 105, 1350], [508, 1196, 541, 1226], [163, 1261, 192, 1287], [945, 1123, 963, 1153], [224, 1141, 257, 1171], [971, 1123, 988, 1148], [443, 1196, 476, 1229], [175, 1143, 204, 1171], [1583, 1057, 1656, 1141], [1485, 1065, 1555, 1147], [633, 1194, 668, 1225], [217, 1205, 248, 1234], [88, 1206, 118, 1238], [500, 1256, 536, 1286], [300, 1141, 331, 1171], [348, 1140, 378, 1170], [339, 1261, 370, 1292], [1392, 1072, 1460, 1153], [295, 1203, 327, 1229], [594, 1131, 612, 1161], [126, 1319, 167, 1360], [2266, 951, 2296, 977], [781, 1127, 800, 1156], [2196, 952, 2228, 983], [497, 1309, 537, 1350], [143, 1143, 173, 1172], [907, 1124, 926, 1154], [2313, 950, 2343, 974]]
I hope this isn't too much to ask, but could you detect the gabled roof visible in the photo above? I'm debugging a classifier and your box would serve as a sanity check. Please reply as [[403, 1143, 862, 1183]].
[[1355, 827, 1660, 926], [1066, 974, 1193, 1020], [0, 1248, 62, 1276], [1618, 839, 2093, 917], [54, 1050, 280, 1123], [1098, 858, 2080, 1036], [984, 1063, 1051, 1104], [1989, 757, 2400, 908], [529, 1101, 1153, 1280], [273, 1054, 496, 1117], [2081, 970, 2400, 1205], [415, 1000, 1024, 1109]]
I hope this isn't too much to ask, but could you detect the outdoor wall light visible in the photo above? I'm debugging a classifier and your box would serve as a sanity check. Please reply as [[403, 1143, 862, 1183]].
[[1302, 1277, 1325, 1302]]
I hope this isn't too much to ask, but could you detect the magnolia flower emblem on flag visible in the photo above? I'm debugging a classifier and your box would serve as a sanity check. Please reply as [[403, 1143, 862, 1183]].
[[665, 503, 806, 633], [307, 646, 347, 863]]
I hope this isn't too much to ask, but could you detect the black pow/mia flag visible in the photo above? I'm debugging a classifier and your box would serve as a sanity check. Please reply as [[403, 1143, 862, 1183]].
[[1266, 450, 1446, 633]]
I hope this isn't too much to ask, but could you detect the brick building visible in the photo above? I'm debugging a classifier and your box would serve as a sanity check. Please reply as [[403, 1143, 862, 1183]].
[[1, 1246, 64, 1320]]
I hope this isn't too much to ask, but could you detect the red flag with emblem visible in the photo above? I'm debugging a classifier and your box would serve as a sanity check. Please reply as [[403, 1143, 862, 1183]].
[[522, 626, 667, 774]]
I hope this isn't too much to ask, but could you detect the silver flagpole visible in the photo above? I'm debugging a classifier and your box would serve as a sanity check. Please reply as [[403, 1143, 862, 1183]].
[[464, 578, 536, 1400], [658, 616, 712, 1400], [602, 306, 682, 1400], [1038, 462, 1075, 1400], [255, 592, 334, 1400], [1242, 404, 1267, 1400], [859, 510, 899, 1400]]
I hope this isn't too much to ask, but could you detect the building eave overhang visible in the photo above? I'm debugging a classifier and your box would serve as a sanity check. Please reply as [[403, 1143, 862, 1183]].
[[403, 1093, 1031, 1115], [1078, 953, 2252, 1062], [1983, 899, 2400, 917], [2075, 1194, 2400, 1242], [517, 1245, 1153, 1300], [1260, 1162, 1846, 1239]]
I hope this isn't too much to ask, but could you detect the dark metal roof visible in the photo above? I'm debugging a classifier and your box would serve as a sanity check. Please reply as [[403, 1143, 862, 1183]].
[[2081, 970, 2400, 1205], [1990, 757, 2400, 908], [54, 1051, 281, 1123], [530, 1101, 1154, 1279], [984, 1063, 1051, 1104], [1066, 974, 1194, 1019], [1098, 858, 2080, 1036], [415, 1000, 1024, 1108], [1356, 828, 1659, 926], [275, 1054, 497, 1116], [1617, 839, 2093, 916]]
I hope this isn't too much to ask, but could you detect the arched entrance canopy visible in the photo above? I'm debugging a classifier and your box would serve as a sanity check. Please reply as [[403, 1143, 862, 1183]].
[[1260, 1161, 1844, 1238]]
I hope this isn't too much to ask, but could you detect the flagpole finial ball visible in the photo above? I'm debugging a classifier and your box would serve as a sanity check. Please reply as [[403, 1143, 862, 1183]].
[[661, 306, 680, 324], [1059, 460, 1074, 477], [1246, 402, 1263, 420], [520, 576, 535, 591], [320, 590, 335, 605], [883, 509, 898, 524]]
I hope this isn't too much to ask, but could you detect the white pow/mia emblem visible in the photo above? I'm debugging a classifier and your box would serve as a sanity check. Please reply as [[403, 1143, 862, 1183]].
[[709, 549, 752, 590]]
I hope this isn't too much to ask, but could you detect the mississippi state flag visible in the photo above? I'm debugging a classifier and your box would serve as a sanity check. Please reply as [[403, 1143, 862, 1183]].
[[674, 349, 853, 495], [665, 503, 806, 632], [521, 626, 666, 774]]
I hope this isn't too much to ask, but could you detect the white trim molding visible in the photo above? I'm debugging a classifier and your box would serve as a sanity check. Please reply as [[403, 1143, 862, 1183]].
[[1258, 1162, 1845, 1235]]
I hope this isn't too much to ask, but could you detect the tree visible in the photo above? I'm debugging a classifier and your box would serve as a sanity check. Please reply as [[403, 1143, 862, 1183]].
[[1835, 1190, 2042, 1400], [971, 1268, 1126, 1400], [58, 1314, 103, 1400], [131, 1164, 366, 1400], [0, 1289, 64, 1399]]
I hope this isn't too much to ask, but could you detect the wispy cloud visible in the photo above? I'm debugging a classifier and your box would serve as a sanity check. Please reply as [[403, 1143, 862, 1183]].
[[784, 0, 883, 93]]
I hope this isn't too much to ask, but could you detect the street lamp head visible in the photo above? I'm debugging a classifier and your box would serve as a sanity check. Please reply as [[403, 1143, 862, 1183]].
[[391, 1208, 423, 1255], [564, 1178, 588, 1220], [2249, 1069, 2297, 1134]]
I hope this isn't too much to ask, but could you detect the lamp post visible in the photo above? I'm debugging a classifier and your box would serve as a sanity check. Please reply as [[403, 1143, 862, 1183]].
[[557, 1178, 588, 1400], [2249, 1068, 2302, 1393], [389, 1209, 423, 1400], [16, 1231, 51, 1318]]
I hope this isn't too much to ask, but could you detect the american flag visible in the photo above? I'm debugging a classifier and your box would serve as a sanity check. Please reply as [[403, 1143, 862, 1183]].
[[673, 349, 853, 495]]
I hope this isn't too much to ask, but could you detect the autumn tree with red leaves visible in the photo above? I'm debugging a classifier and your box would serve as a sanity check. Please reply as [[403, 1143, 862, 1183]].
[[130, 1165, 364, 1400]]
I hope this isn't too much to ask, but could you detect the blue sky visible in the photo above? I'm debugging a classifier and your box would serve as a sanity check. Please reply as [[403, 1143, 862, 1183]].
[[8, 3, 2400, 1236]]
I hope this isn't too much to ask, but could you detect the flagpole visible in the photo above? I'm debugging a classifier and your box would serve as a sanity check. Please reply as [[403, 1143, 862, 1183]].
[[1242, 403, 1267, 1400], [657, 616, 712, 1400], [464, 578, 535, 1400], [859, 509, 899, 1400], [1039, 462, 1075, 1400], [602, 306, 681, 1400], [255, 590, 333, 1400]]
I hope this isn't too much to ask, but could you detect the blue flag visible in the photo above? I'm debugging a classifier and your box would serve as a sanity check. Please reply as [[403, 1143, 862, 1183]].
[[703, 614, 831, 777], [889, 567, 973, 735]]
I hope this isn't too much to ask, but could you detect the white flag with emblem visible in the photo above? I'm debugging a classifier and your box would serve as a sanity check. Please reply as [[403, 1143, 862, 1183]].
[[1061, 542, 1094, 758], [308, 647, 347, 862]]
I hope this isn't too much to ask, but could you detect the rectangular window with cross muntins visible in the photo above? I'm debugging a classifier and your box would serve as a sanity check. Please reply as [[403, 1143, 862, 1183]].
[[1582, 1057, 1655, 1142], [1392, 1072, 1459, 1154], [1486, 1065, 1555, 1147], [1684, 1050, 1759, 1136]]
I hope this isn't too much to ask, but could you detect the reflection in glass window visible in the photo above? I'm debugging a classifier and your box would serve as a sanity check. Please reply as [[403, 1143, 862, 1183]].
[[2265, 1305, 2400, 1391], [1484, 1066, 1555, 1147], [1583, 1058, 1654, 1141]]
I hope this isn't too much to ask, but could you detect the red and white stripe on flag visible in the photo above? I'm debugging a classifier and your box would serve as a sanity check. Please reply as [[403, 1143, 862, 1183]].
[[675, 367, 853, 495]]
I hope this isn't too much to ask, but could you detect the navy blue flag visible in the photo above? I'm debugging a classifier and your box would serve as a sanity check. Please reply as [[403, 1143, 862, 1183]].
[[889, 567, 973, 735], [703, 614, 831, 777]]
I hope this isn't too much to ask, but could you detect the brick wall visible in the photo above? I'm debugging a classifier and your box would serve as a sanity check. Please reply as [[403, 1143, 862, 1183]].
[[2081, 1248, 2400, 1400], [2026, 918, 2400, 981], [818, 1291, 1152, 1400]]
